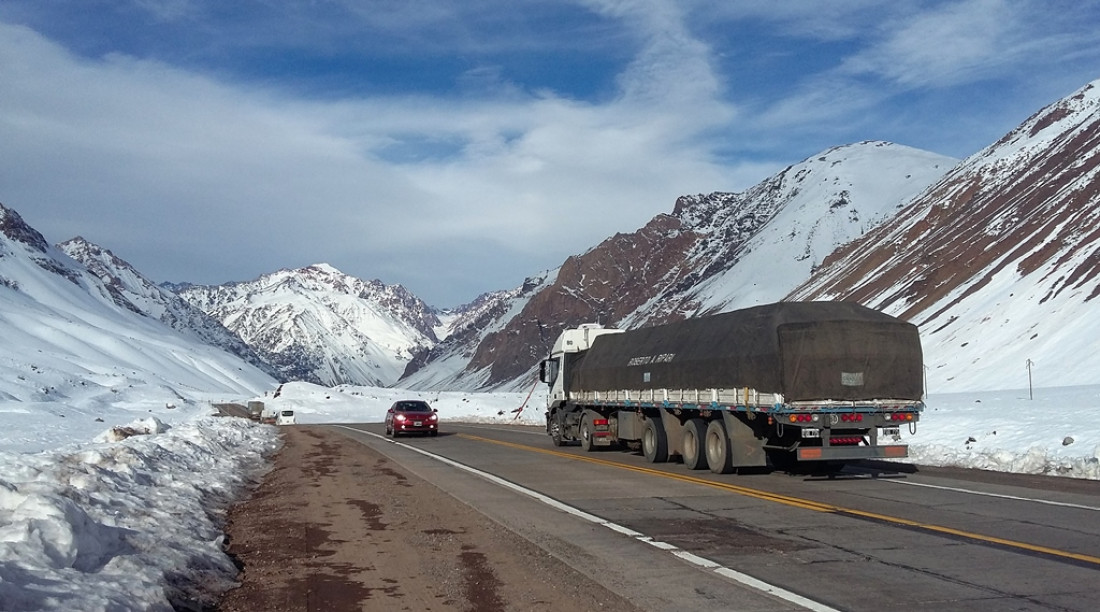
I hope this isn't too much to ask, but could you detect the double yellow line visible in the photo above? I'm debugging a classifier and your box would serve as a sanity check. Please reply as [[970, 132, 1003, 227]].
[[459, 433, 1100, 567]]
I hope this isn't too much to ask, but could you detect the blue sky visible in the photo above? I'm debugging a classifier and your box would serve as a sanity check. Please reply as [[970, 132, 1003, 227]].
[[2, 0, 1099, 307]]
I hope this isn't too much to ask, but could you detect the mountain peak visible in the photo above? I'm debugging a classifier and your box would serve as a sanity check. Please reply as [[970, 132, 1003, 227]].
[[178, 265, 441, 387], [0, 203, 276, 405], [976, 80, 1100, 168], [304, 262, 342, 275], [439, 141, 954, 389], [58, 235, 279, 377], [0, 203, 50, 253], [790, 79, 1100, 389], [59, 236, 130, 270]]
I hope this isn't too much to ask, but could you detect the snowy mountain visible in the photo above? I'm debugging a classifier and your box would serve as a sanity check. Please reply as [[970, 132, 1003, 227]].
[[669, 143, 955, 317], [403, 72, 1100, 394], [177, 264, 440, 387], [58, 237, 280, 379], [398, 272, 556, 391], [0, 203, 275, 421], [402, 141, 955, 390], [790, 79, 1100, 391], [15, 79, 1098, 399]]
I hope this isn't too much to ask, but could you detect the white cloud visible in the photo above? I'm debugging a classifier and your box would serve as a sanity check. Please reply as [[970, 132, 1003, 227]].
[[132, 0, 198, 22], [0, 12, 738, 305], [841, 0, 1021, 88], [736, 0, 1100, 154], [5, 0, 1098, 305]]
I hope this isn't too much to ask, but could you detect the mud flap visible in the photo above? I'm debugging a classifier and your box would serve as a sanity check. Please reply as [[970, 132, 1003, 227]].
[[659, 410, 684, 458], [721, 412, 767, 468]]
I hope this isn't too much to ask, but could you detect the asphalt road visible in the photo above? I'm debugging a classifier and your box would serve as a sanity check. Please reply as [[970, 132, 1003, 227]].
[[328, 421, 1100, 612]]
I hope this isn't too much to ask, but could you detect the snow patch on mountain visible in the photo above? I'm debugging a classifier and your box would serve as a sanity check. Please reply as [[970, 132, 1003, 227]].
[[399, 270, 558, 391], [401, 141, 954, 390], [59, 237, 279, 378], [178, 264, 439, 387], [685, 142, 956, 315], [0, 203, 275, 451], [790, 79, 1100, 392]]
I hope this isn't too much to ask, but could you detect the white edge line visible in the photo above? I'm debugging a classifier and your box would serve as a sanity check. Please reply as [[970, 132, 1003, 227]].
[[337, 425, 842, 612], [886, 479, 1100, 511]]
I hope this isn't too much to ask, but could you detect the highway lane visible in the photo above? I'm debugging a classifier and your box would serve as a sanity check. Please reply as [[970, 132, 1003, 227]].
[[330, 421, 1100, 611]]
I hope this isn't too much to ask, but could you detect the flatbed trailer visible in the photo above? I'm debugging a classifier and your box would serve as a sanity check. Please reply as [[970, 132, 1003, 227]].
[[540, 302, 924, 473]]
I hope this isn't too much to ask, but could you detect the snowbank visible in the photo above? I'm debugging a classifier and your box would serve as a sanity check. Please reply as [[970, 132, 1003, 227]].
[[3, 380, 1100, 610], [0, 414, 279, 611]]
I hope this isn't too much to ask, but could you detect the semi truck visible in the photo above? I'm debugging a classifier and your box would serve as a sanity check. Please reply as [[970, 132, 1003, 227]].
[[539, 301, 924, 473]]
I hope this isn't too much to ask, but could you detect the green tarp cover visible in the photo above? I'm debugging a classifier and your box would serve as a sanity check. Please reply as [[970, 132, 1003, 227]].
[[568, 302, 923, 402]]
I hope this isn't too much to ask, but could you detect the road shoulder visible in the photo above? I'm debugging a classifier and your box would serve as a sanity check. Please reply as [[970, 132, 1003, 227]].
[[215, 425, 642, 611]]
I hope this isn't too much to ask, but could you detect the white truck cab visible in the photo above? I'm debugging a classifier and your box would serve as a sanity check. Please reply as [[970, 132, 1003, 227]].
[[540, 324, 624, 406]]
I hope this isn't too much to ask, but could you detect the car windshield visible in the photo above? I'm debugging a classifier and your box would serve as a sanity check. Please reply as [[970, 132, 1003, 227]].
[[396, 401, 431, 412]]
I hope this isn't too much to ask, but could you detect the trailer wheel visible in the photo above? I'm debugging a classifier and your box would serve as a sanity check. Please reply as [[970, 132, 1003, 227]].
[[705, 420, 735, 474], [642, 418, 668, 463], [579, 414, 596, 452], [682, 418, 709, 470]]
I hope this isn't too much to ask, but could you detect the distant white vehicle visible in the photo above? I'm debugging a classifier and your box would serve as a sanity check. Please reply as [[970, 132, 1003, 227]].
[[276, 410, 296, 426]]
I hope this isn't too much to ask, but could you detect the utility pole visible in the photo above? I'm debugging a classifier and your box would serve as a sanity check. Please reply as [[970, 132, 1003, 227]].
[[1026, 359, 1034, 400]]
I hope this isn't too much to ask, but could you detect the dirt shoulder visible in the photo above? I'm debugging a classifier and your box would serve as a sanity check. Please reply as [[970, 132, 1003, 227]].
[[216, 426, 642, 612]]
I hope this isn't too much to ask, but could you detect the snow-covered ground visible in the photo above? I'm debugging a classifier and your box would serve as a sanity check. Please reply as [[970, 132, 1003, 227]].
[[2, 381, 1099, 610]]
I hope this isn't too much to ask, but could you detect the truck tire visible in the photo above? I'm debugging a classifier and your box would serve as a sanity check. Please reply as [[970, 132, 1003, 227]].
[[682, 418, 709, 470], [642, 418, 668, 463], [705, 420, 735, 474], [549, 415, 565, 447], [580, 414, 596, 452]]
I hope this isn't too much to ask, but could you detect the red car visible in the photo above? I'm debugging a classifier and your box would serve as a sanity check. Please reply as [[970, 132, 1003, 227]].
[[384, 400, 439, 437]]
